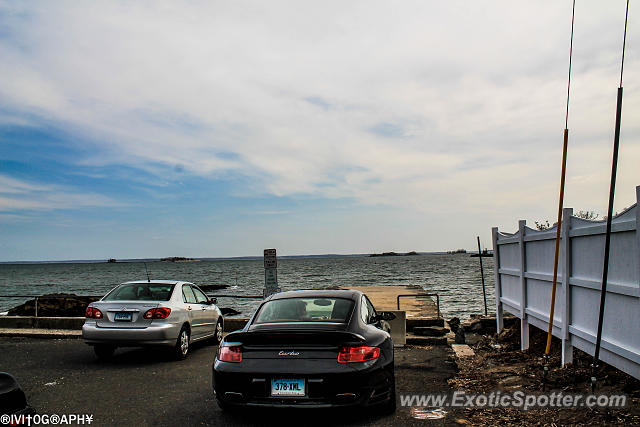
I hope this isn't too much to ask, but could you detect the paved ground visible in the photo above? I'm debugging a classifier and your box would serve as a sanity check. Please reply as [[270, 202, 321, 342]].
[[0, 337, 460, 426]]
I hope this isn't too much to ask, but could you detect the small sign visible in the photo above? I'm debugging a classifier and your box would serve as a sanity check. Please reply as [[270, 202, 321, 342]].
[[264, 269, 279, 297], [264, 248, 279, 297], [265, 268, 278, 289], [264, 248, 277, 269]]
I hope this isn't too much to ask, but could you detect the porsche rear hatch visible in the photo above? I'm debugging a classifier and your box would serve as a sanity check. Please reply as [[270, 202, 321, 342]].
[[227, 325, 365, 359]]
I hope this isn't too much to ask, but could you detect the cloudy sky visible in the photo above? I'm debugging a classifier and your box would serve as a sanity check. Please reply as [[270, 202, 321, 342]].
[[1, 1, 638, 261]]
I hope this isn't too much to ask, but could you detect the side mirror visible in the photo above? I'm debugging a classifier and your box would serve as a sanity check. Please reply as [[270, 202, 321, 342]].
[[209, 298, 217, 305], [378, 311, 396, 321]]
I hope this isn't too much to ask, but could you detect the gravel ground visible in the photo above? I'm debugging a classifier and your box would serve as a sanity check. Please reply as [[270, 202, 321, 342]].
[[449, 326, 640, 426]]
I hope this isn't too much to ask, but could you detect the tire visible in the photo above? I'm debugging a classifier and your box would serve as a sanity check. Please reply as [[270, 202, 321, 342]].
[[214, 319, 223, 345], [94, 345, 116, 361], [216, 397, 232, 412], [174, 327, 190, 360], [381, 375, 396, 414]]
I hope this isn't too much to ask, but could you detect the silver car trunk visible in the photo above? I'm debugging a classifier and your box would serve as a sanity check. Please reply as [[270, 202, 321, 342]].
[[93, 301, 159, 329]]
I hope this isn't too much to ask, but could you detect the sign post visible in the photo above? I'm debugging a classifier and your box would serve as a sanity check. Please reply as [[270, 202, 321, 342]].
[[263, 248, 280, 297]]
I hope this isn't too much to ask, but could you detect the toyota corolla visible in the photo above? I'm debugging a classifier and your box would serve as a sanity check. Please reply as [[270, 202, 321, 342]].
[[83, 280, 223, 360], [212, 289, 396, 411]]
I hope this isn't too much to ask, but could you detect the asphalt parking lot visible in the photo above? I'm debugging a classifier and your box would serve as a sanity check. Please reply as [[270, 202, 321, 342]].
[[0, 337, 459, 426]]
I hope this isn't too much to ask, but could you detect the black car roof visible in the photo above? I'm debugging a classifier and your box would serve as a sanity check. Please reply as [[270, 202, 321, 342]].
[[267, 289, 362, 301]]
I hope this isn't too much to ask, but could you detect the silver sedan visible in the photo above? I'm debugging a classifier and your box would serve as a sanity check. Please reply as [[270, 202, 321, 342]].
[[83, 280, 223, 360]]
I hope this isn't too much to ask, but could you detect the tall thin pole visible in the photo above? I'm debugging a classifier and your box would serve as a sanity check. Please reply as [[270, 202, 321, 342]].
[[477, 236, 488, 316], [545, 0, 575, 356], [592, 0, 629, 391], [545, 131, 569, 355], [594, 86, 623, 363]]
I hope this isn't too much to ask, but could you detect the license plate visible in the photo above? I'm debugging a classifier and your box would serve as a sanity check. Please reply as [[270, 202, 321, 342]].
[[114, 312, 132, 322], [271, 379, 305, 397]]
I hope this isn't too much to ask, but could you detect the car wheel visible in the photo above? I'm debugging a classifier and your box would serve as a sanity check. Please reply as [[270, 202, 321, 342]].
[[174, 327, 190, 360], [94, 345, 116, 361], [380, 375, 396, 414], [214, 319, 223, 345], [216, 397, 232, 412]]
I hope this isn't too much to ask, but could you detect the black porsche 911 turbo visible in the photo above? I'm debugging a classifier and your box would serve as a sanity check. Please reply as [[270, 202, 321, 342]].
[[212, 289, 396, 412]]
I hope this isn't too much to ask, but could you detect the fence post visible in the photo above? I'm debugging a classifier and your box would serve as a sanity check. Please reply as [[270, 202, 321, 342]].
[[518, 220, 529, 350], [562, 207, 574, 365], [492, 227, 504, 332], [636, 186, 640, 290]]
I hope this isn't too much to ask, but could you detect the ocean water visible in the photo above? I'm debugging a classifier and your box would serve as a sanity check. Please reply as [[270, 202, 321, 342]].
[[0, 254, 495, 320]]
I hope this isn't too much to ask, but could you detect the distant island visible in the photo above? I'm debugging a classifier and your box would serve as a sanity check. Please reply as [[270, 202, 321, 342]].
[[470, 249, 493, 257], [160, 257, 199, 262], [107, 258, 117, 263], [369, 251, 419, 257], [446, 249, 467, 254]]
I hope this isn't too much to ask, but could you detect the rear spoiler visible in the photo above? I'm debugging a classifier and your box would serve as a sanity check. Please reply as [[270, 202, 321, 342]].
[[224, 329, 366, 346]]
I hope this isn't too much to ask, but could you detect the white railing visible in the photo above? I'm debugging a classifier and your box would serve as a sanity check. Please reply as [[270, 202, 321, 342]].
[[492, 185, 639, 379]]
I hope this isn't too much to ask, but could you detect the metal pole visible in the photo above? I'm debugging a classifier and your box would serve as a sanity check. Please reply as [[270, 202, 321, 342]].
[[545, 129, 569, 355], [593, 0, 629, 389], [594, 86, 624, 365], [477, 236, 488, 315], [545, 0, 576, 357]]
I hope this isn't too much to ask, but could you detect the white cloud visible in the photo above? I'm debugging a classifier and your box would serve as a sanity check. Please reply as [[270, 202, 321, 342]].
[[0, 175, 121, 213], [0, 0, 638, 221], [0, 175, 53, 194]]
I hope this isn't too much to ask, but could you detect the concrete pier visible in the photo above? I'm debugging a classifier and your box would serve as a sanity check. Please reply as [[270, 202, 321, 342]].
[[341, 284, 438, 318], [342, 285, 449, 346]]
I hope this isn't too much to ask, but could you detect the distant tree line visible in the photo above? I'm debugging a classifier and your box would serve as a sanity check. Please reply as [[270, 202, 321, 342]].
[[534, 208, 631, 231]]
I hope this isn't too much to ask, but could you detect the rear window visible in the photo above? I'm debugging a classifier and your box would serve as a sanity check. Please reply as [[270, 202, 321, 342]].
[[253, 297, 354, 324], [104, 284, 175, 301]]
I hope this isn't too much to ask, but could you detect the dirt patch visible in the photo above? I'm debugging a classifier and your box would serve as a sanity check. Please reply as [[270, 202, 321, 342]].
[[449, 325, 640, 425]]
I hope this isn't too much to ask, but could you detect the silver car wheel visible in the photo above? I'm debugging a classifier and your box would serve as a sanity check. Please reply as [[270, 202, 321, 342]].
[[180, 329, 189, 355], [215, 320, 223, 343]]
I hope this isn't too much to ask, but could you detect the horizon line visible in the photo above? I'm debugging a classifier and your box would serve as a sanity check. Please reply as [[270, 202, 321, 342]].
[[0, 249, 483, 264]]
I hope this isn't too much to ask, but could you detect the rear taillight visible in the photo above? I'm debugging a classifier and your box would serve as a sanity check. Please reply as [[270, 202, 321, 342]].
[[217, 345, 242, 363], [337, 346, 380, 363], [85, 307, 103, 319], [143, 307, 172, 319]]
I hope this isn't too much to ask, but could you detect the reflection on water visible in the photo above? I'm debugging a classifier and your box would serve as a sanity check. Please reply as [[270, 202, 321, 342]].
[[0, 254, 494, 319]]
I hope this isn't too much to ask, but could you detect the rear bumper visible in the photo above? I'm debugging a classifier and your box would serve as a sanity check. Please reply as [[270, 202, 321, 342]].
[[82, 321, 181, 346], [212, 359, 394, 408]]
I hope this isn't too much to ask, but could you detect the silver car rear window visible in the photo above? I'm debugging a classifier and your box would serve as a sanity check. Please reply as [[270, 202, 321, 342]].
[[254, 297, 354, 324], [104, 284, 175, 301]]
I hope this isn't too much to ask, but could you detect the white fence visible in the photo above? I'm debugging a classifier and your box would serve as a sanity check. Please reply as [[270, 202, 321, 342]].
[[492, 186, 639, 379]]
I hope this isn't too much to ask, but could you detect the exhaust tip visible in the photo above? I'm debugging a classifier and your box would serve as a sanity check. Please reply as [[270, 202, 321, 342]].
[[224, 392, 243, 401], [335, 392, 357, 402]]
